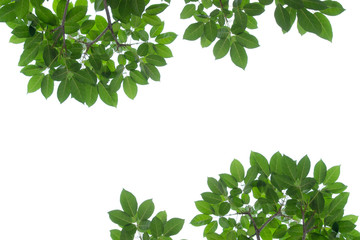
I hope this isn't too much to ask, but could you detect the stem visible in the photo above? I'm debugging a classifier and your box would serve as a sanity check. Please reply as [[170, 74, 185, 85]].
[[103, 0, 121, 48], [218, 0, 229, 23], [52, 0, 70, 53], [258, 206, 283, 232]]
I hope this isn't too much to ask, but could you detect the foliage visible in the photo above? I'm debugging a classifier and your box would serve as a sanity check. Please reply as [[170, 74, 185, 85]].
[[191, 151, 359, 240], [0, 0, 345, 106], [108, 189, 185, 240]]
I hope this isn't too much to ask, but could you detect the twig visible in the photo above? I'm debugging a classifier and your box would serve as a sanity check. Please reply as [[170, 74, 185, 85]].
[[103, 0, 121, 48], [52, 0, 70, 53], [258, 206, 283, 232], [219, 0, 229, 24]]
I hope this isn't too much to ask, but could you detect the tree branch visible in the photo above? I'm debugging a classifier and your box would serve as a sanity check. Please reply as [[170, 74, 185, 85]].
[[219, 0, 229, 24], [258, 206, 283, 232], [103, 0, 121, 48], [52, 0, 70, 53]]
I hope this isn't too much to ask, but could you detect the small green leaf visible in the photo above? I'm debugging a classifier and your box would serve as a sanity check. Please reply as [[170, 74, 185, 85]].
[[27, 74, 44, 93], [98, 82, 117, 107], [123, 76, 138, 100], [130, 70, 147, 85], [164, 218, 184, 237], [108, 210, 133, 227], [180, 4, 196, 19], [142, 63, 160, 81], [95, 15, 107, 31], [230, 41, 247, 69], [201, 192, 222, 204], [314, 160, 327, 184], [142, 13, 162, 26], [36, 6, 57, 25], [57, 79, 71, 103], [213, 38, 230, 59], [207, 177, 224, 195], [190, 214, 212, 226], [155, 32, 177, 44], [43, 45, 58, 67], [297, 8, 322, 35], [244, 166, 258, 184], [150, 217, 164, 237], [150, 22, 164, 38], [323, 165, 340, 185], [110, 229, 121, 240], [154, 44, 173, 58], [314, 12, 333, 42], [204, 221, 218, 235], [137, 199, 155, 221], [66, 6, 87, 23], [230, 159, 245, 182], [195, 201, 214, 214], [274, 4, 291, 32], [297, 155, 311, 180], [41, 74, 54, 99], [183, 22, 204, 41], [145, 3, 168, 15], [219, 173, 238, 188], [243, 3, 265, 16], [204, 20, 218, 42]]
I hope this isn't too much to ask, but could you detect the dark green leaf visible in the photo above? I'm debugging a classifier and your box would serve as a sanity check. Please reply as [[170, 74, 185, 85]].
[[235, 32, 259, 49], [15, 0, 29, 19], [284, 0, 304, 9], [275, 4, 291, 32], [154, 44, 173, 58], [243, 3, 265, 16], [314, 12, 332, 42], [66, 6, 87, 23], [204, 20, 217, 42], [303, 0, 328, 10], [98, 82, 117, 107], [310, 191, 325, 213], [36, 6, 57, 25], [328, 192, 349, 215], [12, 26, 31, 38], [321, 1, 345, 16], [297, 8, 322, 35], [207, 177, 224, 195], [0, 3, 17, 22], [150, 217, 164, 237], [337, 220, 356, 233], [41, 75, 54, 99], [57, 79, 71, 103], [131, 0, 145, 16], [120, 189, 138, 217], [323, 182, 347, 194], [219, 173, 238, 188], [281, 155, 297, 181], [145, 3, 168, 15], [142, 63, 160, 81], [273, 224, 287, 238], [244, 166, 258, 184], [43, 45, 58, 67], [18, 44, 40, 66], [230, 159, 245, 182], [219, 202, 231, 216]]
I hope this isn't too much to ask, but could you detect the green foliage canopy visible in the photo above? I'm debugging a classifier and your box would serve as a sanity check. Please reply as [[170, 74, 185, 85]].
[[0, 0, 345, 107], [110, 152, 359, 240]]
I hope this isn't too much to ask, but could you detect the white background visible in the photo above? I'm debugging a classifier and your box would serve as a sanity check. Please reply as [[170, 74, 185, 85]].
[[0, 1, 359, 239]]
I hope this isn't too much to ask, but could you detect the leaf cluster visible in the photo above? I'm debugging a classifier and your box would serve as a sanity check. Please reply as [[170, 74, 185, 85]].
[[0, 0, 175, 106], [108, 189, 185, 240], [191, 151, 359, 240], [181, 0, 345, 69]]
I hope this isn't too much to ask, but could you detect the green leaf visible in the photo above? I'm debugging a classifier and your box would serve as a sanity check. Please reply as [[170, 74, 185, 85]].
[[204, 221, 218, 236], [273, 224, 287, 238], [204, 20, 218, 42], [120, 189, 138, 217], [206, 232, 224, 240], [219, 202, 231, 215], [164, 218, 184, 237], [325, 209, 344, 225], [201, 192, 222, 204], [137, 199, 155, 221], [155, 32, 177, 44], [323, 182, 347, 194], [243, 3, 265, 16], [0, 3, 16, 22], [81, 20, 95, 34], [219, 173, 238, 188], [12, 26, 31, 38], [314, 160, 327, 184], [64, 22, 80, 34], [146, 55, 166, 67], [323, 165, 340, 185], [130, 70, 147, 85], [180, 4, 196, 19], [195, 201, 214, 215], [230, 159, 245, 182], [250, 151, 270, 176], [36, 6, 57, 25], [328, 192, 349, 215], [259, 0, 273, 5], [288, 224, 303, 237], [337, 220, 356, 233], [269, 152, 282, 174], [41, 75, 54, 99], [207, 177, 224, 195], [142, 13, 161, 26], [150, 22, 164, 38], [123, 76, 138, 100], [281, 155, 297, 180], [15, 0, 29, 19], [21, 65, 44, 76], [342, 215, 358, 224], [27, 74, 44, 93], [235, 32, 259, 49], [190, 214, 212, 226], [314, 12, 333, 42], [303, 0, 328, 10], [150, 217, 164, 237], [274, 4, 291, 32], [110, 229, 121, 240], [66, 6, 87, 23], [154, 44, 173, 58], [57, 79, 71, 103], [213, 38, 230, 60], [71, 79, 86, 103], [321, 1, 345, 16], [18, 44, 40, 66], [297, 155, 311, 180], [271, 173, 293, 189], [108, 210, 133, 227], [142, 63, 160, 81], [284, 0, 304, 9], [183, 22, 204, 41], [95, 15, 107, 31], [73, 69, 96, 85], [84, 84, 98, 107], [131, 0, 145, 16], [310, 191, 325, 213], [145, 3, 168, 15], [297, 8, 322, 35], [98, 82, 117, 107], [43, 45, 58, 67], [230, 41, 247, 70], [244, 166, 258, 184]]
